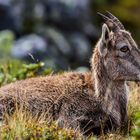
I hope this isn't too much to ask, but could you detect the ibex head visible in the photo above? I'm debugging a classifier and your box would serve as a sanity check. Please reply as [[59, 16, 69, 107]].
[[98, 12, 140, 81]]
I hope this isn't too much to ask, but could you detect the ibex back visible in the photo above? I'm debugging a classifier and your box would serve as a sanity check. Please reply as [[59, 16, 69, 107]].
[[0, 12, 140, 135]]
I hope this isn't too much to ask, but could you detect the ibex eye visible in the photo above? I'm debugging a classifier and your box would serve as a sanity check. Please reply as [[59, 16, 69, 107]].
[[120, 45, 129, 52]]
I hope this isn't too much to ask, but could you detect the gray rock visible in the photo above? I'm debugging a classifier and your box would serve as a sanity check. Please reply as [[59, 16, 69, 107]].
[[75, 66, 89, 72], [38, 27, 73, 59], [69, 33, 91, 62], [0, 0, 12, 6], [43, 0, 90, 29], [44, 56, 69, 70], [12, 34, 47, 60]]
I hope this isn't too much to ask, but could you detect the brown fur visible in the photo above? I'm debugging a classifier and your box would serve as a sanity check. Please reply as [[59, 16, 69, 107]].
[[0, 13, 140, 136]]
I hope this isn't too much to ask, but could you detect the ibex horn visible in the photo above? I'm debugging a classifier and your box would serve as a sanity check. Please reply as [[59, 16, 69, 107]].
[[98, 12, 125, 32]]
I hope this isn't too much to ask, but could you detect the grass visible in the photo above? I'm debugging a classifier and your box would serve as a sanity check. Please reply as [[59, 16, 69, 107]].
[[0, 108, 83, 140], [0, 61, 140, 139]]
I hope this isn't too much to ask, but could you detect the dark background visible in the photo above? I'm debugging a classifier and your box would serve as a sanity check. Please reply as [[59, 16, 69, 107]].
[[0, 0, 140, 71]]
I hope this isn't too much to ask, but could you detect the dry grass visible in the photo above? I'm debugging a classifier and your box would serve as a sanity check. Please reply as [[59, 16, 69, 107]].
[[0, 82, 139, 140], [0, 107, 83, 140]]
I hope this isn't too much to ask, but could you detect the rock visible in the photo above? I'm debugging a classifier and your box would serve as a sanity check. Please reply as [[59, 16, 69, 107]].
[[75, 66, 89, 72], [43, 0, 90, 30], [68, 33, 91, 62], [7, 0, 97, 71], [12, 34, 47, 61], [44, 56, 69, 71], [0, 1, 17, 32], [38, 27, 73, 59], [0, 0, 12, 6]]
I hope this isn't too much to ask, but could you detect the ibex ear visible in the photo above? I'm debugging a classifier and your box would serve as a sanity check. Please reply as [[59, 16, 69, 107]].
[[101, 23, 110, 43], [99, 24, 110, 57]]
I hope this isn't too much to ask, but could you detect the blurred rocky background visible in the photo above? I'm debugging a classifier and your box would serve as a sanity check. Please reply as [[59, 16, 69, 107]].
[[0, 0, 140, 71]]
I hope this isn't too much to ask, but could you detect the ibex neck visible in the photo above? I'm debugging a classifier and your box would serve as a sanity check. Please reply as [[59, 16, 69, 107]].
[[94, 74, 126, 98], [91, 48, 126, 98]]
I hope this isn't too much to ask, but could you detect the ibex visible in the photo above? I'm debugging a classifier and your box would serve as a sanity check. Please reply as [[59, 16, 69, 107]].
[[0, 12, 140, 136]]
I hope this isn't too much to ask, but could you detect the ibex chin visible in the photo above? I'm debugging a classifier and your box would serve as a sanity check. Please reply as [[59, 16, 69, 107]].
[[0, 12, 140, 136]]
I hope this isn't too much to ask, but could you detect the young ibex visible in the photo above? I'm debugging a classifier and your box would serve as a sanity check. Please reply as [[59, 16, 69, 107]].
[[0, 12, 140, 135]]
